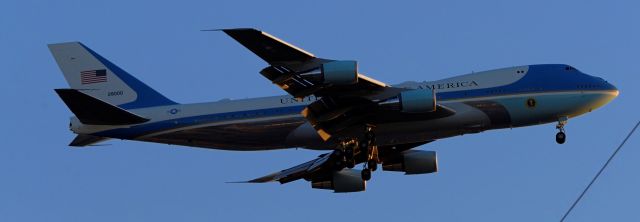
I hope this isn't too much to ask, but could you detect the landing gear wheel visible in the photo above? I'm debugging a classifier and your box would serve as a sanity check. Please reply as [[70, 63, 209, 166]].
[[367, 159, 377, 171], [556, 132, 566, 144], [361, 169, 372, 181], [555, 116, 568, 145]]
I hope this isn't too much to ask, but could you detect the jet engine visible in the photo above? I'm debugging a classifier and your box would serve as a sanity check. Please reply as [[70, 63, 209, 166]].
[[378, 89, 437, 113], [321, 60, 358, 85], [299, 60, 358, 86], [399, 89, 436, 113], [311, 169, 366, 192], [382, 150, 438, 175]]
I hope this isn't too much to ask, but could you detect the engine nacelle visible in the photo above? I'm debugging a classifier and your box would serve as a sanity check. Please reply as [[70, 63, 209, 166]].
[[399, 89, 436, 113], [321, 60, 358, 85], [311, 169, 366, 193], [382, 150, 438, 175]]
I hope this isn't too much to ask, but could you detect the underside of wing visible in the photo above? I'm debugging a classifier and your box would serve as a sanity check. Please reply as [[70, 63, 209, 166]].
[[242, 153, 332, 184], [69, 134, 110, 147], [235, 141, 432, 193]]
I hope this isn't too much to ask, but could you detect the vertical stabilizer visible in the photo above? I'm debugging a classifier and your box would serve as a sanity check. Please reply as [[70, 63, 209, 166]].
[[48, 42, 177, 109]]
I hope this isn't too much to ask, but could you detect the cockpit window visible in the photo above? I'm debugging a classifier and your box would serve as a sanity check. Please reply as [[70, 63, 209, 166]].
[[565, 66, 576, 71]]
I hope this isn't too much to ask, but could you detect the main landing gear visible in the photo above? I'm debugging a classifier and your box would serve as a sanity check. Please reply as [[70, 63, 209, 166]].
[[555, 116, 568, 144], [360, 127, 378, 181], [334, 126, 379, 181]]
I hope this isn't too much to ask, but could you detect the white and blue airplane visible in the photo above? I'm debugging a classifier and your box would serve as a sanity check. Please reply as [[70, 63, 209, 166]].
[[50, 28, 618, 192]]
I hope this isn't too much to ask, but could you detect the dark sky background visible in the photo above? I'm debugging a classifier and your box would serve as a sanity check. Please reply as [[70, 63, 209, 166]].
[[1, 0, 638, 221]]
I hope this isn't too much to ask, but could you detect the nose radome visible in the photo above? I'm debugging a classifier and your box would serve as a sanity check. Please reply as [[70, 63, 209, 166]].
[[607, 81, 619, 97], [600, 81, 619, 108]]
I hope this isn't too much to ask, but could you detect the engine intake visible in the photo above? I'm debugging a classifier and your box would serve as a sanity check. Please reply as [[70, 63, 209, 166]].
[[399, 89, 436, 113], [382, 150, 438, 175], [311, 169, 366, 193], [321, 60, 358, 85]]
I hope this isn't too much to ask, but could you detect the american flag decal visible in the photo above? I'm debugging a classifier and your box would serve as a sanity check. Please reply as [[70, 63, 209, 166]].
[[80, 69, 107, 84]]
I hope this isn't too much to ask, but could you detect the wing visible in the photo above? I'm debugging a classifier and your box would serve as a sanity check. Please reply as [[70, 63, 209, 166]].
[[242, 152, 333, 184], [220, 28, 316, 65], [219, 28, 454, 140], [218, 28, 390, 98], [237, 141, 431, 184], [69, 134, 110, 147]]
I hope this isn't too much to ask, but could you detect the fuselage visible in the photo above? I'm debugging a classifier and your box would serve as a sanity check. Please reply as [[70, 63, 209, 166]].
[[70, 64, 618, 150]]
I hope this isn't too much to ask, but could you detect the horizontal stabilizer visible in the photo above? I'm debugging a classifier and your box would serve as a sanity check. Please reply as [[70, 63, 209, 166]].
[[55, 89, 150, 125], [69, 134, 109, 147]]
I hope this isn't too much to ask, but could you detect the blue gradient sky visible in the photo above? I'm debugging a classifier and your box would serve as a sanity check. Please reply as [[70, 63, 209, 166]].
[[1, 0, 638, 221]]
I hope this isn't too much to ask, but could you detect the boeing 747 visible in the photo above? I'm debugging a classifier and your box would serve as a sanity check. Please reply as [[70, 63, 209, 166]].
[[50, 28, 618, 192]]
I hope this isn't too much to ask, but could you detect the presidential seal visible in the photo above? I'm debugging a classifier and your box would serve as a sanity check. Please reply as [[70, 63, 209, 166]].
[[526, 98, 537, 108]]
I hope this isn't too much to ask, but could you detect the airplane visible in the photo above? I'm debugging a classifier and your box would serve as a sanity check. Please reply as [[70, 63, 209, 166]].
[[49, 28, 619, 192]]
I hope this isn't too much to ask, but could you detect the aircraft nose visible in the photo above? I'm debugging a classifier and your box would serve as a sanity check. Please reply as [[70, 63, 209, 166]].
[[606, 81, 619, 97], [598, 80, 619, 109], [594, 75, 618, 96], [577, 79, 619, 114]]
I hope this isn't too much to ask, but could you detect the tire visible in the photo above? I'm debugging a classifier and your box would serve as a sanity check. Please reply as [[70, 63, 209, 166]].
[[556, 132, 566, 144], [361, 169, 372, 181], [368, 160, 377, 171]]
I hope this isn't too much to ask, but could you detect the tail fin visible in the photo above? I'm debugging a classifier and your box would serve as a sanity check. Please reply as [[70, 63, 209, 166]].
[[48, 42, 177, 109]]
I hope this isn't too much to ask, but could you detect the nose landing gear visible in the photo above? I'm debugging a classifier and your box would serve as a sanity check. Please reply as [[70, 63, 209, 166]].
[[555, 117, 568, 144]]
